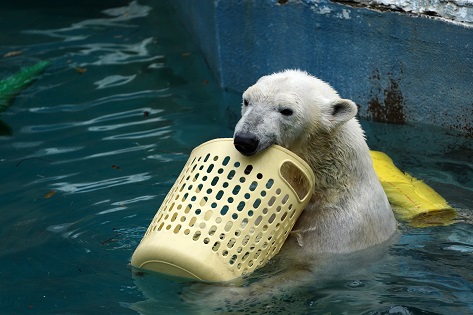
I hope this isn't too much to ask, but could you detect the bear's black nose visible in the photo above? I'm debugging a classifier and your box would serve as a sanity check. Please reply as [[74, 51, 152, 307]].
[[234, 133, 259, 156]]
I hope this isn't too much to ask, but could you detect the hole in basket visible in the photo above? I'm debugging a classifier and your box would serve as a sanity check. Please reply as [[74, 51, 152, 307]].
[[229, 254, 238, 265], [184, 229, 190, 235], [216, 190, 224, 200], [255, 215, 263, 226], [207, 163, 214, 173], [222, 156, 230, 166], [234, 162, 240, 168], [211, 202, 217, 209], [173, 224, 181, 234], [227, 170, 236, 180], [248, 210, 254, 217], [237, 263, 242, 270], [282, 194, 289, 204], [212, 242, 221, 252], [253, 198, 261, 208], [208, 225, 217, 236], [232, 213, 238, 220], [268, 196, 276, 207], [244, 165, 253, 175], [204, 210, 213, 221], [242, 235, 250, 246], [182, 193, 188, 202], [255, 232, 262, 243], [170, 212, 178, 222], [219, 233, 226, 240], [237, 201, 245, 212], [232, 185, 241, 195], [266, 179, 274, 189], [242, 251, 250, 261], [211, 176, 219, 186], [235, 230, 241, 237], [223, 182, 229, 188], [193, 231, 201, 241], [240, 218, 249, 229], [227, 238, 236, 248], [224, 221, 233, 232], [189, 217, 197, 227], [275, 188, 281, 195], [249, 181, 258, 191], [200, 196, 208, 206], [218, 168, 224, 174], [199, 222, 206, 229], [280, 161, 311, 200], [257, 173, 263, 179], [244, 193, 251, 200], [227, 197, 234, 203], [203, 237, 210, 244], [204, 153, 211, 162], [193, 173, 200, 182], [213, 155, 218, 161], [221, 205, 229, 215], [184, 204, 192, 214], [222, 250, 229, 257], [239, 177, 246, 183]]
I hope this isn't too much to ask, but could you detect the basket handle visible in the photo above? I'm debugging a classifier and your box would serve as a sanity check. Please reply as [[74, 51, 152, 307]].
[[278, 159, 314, 203]]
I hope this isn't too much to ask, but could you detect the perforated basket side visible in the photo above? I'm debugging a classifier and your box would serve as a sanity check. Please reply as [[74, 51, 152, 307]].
[[132, 139, 314, 281]]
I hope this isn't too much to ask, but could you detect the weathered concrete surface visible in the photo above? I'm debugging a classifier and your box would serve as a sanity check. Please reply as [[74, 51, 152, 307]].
[[359, 0, 473, 25], [169, 0, 473, 136]]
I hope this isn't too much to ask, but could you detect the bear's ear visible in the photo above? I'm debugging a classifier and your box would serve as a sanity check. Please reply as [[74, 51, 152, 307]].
[[327, 99, 357, 127]]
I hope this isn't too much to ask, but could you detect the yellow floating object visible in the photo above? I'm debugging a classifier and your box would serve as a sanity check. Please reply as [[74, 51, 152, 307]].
[[370, 151, 456, 227]]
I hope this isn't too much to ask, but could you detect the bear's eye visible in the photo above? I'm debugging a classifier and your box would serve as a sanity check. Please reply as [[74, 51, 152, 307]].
[[243, 99, 249, 106], [279, 108, 293, 116]]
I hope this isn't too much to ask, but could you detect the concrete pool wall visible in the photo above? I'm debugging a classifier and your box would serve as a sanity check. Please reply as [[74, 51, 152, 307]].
[[168, 0, 473, 136]]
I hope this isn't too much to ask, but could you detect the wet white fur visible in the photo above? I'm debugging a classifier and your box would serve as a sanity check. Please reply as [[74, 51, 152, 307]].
[[234, 69, 397, 255]]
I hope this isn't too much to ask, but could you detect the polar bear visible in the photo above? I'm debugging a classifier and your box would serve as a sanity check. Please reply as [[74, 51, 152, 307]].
[[180, 70, 398, 311], [234, 69, 398, 255]]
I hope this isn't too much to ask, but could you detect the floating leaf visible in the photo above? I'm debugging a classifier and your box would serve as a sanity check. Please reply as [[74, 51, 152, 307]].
[[43, 190, 56, 198], [3, 51, 22, 58], [75, 67, 87, 74]]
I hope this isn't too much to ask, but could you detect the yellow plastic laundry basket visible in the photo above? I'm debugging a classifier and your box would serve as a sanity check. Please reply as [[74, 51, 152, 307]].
[[131, 138, 314, 282]]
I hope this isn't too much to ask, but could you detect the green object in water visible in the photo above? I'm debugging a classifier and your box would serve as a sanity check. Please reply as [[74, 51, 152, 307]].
[[0, 60, 50, 112]]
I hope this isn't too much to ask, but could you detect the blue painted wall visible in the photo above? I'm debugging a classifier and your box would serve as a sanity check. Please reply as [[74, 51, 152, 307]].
[[170, 0, 473, 135]]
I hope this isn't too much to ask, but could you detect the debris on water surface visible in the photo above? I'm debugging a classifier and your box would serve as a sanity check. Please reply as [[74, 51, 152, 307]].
[[43, 190, 56, 198], [3, 51, 22, 58], [75, 67, 87, 74]]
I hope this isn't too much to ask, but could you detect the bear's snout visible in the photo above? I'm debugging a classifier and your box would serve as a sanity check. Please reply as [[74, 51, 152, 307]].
[[234, 133, 260, 156]]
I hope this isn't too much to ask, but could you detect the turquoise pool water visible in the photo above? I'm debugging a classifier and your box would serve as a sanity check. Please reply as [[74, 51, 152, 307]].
[[1, 1, 472, 314]]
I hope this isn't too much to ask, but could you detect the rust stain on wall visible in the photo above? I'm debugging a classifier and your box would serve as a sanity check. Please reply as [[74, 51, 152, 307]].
[[368, 70, 406, 125]]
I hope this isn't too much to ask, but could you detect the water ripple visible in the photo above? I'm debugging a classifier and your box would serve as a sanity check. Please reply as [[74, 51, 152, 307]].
[[22, 108, 164, 133], [23, 1, 152, 42], [53, 144, 156, 164], [51, 172, 152, 194], [103, 126, 171, 140], [94, 74, 137, 89], [29, 92, 169, 113]]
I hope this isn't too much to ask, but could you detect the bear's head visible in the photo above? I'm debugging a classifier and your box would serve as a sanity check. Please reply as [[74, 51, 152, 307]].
[[234, 69, 358, 156]]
